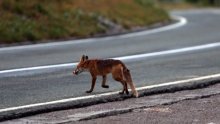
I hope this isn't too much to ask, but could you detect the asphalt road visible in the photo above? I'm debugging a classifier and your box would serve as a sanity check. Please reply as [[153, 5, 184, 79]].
[[1, 9, 220, 110]]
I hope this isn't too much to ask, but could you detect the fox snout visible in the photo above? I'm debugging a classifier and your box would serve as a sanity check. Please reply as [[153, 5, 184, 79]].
[[73, 70, 79, 75]]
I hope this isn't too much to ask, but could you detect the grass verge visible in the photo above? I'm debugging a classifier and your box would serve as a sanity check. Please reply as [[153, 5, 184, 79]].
[[0, 0, 170, 45]]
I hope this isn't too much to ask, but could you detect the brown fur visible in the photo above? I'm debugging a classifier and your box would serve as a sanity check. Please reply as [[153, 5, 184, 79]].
[[73, 55, 139, 97]]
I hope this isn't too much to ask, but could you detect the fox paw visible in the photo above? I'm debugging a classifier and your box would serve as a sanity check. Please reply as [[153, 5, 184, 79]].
[[102, 85, 109, 88], [126, 91, 129, 95], [86, 90, 92, 93], [119, 91, 124, 95]]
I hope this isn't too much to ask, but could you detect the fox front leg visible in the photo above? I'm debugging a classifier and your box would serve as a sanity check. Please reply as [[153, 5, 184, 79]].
[[102, 75, 109, 88], [86, 76, 96, 93]]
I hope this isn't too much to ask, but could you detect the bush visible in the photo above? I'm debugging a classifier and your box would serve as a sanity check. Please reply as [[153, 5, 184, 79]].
[[0, 0, 170, 44]]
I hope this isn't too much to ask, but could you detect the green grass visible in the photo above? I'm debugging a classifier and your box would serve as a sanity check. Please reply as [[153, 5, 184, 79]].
[[0, 0, 170, 45]]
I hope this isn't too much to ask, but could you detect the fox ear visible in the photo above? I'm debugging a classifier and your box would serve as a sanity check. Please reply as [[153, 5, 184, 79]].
[[81, 55, 88, 61], [85, 56, 89, 60], [81, 55, 86, 61]]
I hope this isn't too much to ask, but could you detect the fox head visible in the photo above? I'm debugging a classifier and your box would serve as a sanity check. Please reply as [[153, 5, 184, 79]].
[[73, 55, 89, 75]]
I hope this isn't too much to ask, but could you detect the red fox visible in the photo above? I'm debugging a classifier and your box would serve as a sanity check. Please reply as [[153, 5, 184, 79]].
[[73, 55, 139, 98]]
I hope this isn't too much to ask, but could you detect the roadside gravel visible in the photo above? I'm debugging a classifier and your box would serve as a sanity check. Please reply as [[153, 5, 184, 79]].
[[4, 83, 220, 124]]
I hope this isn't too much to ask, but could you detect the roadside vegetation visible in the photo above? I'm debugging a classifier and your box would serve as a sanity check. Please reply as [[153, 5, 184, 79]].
[[157, 0, 220, 10], [185, 0, 220, 6], [0, 0, 170, 45]]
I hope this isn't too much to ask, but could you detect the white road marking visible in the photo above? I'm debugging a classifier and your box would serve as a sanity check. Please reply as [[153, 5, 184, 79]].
[[114, 42, 220, 60], [1, 42, 220, 75], [0, 63, 76, 74], [0, 16, 186, 52], [0, 73, 220, 113]]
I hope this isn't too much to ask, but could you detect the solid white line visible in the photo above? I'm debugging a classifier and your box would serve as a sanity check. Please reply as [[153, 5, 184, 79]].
[[0, 16, 186, 52], [114, 42, 220, 60], [117, 16, 187, 39], [1, 73, 220, 113], [1, 42, 220, 75], [0, 63, 76, 74]]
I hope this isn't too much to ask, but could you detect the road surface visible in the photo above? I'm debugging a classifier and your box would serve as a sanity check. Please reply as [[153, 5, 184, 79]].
[[0, 9, 220, 110]]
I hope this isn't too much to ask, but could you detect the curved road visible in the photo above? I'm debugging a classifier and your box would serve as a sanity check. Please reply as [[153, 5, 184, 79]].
[[1, 9, 220, 110]]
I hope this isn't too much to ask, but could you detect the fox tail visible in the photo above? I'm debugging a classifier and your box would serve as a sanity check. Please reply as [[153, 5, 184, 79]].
[[121, 66, 139, 98]]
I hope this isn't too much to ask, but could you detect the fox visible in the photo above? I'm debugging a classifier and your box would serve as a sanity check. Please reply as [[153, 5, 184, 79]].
[[73, 55, 139, 98]]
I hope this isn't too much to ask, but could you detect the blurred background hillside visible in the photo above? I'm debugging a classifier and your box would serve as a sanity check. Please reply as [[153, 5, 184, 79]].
[[0, 0, 218, 45], [158, 0, 220, 9]]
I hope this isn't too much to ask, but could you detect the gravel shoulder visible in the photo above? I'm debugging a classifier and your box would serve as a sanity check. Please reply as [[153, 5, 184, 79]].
[[4, 83, 220, 124]]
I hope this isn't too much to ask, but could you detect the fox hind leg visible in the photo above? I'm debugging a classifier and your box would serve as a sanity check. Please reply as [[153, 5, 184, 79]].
[[118, 81, 126, 94], [119, 80, 129, 95], [124, 82, 129, 95], [112, 66, 129, 95], [112, 76, 127, 95]]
